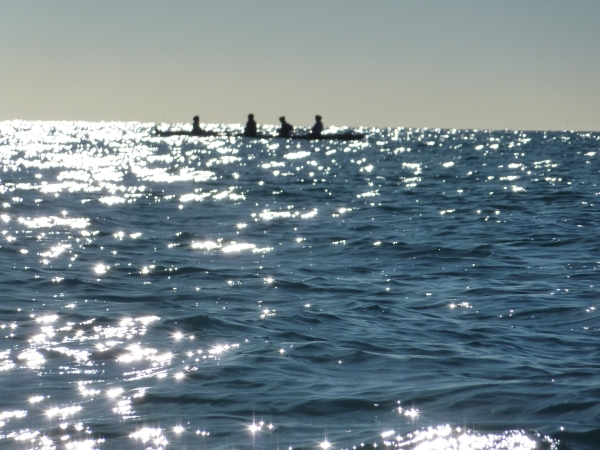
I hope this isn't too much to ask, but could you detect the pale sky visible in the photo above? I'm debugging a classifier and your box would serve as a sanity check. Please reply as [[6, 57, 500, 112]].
[[1, 1, 599, 130]]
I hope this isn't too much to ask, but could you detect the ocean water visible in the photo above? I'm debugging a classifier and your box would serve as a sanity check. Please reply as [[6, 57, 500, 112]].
[[0, 121, 598, 450]]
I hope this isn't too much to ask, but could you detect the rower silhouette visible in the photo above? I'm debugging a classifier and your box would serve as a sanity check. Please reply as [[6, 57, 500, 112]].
[[192, 116, 203, 135], [244, 114, 257, 137], [279, 116, 293, 138], [311, 115, 324, 137]]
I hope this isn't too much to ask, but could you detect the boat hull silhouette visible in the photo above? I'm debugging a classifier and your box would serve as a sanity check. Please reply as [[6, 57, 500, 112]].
[[154, 127, 365, 141]]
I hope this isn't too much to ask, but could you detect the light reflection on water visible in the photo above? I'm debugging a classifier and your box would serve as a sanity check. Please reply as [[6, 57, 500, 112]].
[[0, 121, 596, 449], [0, 308, 244, 448]]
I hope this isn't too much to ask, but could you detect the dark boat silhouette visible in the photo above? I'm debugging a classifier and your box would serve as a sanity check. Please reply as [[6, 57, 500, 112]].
[[153, 126, 365, 141]]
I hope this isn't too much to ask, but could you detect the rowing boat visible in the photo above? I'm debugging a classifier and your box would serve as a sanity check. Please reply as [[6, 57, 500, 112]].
[[153, 126, 365, 141]]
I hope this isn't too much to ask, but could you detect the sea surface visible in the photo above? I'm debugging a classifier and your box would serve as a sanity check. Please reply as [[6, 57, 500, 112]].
[[0, 121, 598, 450]]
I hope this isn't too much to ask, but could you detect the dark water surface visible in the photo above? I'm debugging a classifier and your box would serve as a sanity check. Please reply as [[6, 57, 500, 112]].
[[0, 121, 598, 450]]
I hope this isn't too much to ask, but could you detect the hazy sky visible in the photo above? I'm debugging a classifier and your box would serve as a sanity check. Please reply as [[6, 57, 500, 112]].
[[1, 1, 599, 130]]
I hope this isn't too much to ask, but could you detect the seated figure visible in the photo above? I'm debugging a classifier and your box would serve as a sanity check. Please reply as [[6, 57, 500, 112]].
[[311, 115, 324, 137], [244, 114, 257, 137], [278, 116, 293, 138], [191, 116, 203, 135]]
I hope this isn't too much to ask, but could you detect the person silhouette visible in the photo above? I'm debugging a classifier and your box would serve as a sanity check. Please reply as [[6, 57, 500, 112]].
[[192, 116, 203, 135], [244, 114, 257, 137], [311, 115, 324, 137], [278, 116, 293, 138]]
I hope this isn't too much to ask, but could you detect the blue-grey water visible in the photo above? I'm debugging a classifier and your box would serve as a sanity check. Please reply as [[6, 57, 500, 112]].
[[0, 121, 598, 450]]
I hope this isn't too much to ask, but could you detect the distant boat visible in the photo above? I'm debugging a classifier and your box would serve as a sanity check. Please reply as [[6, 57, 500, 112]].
[[153, 125, 365, 141]]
